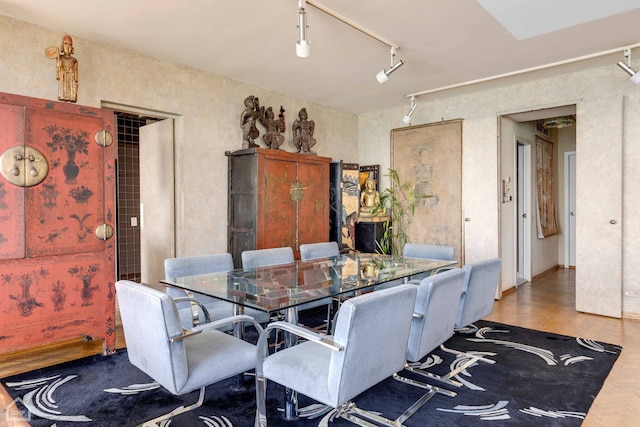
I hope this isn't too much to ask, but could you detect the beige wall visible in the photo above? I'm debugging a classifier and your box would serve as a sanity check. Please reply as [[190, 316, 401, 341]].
[[359, 65, 640, 318], [0, 15, 358, 258], [3, 14, 640, 317]]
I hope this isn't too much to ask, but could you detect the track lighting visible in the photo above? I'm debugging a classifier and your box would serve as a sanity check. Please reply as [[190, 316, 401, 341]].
[[617, 48, 640, 84], [296, 0, 310, 58], [376, 46, 405, 84], [402, 96, 416, 125]]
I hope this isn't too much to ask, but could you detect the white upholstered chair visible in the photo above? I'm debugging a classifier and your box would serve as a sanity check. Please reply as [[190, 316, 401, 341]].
[[254, 284, 418, 426], [116, 280, 263, 426], [299, 241, 340, 261], [403, 242, 456, 282], [455, 258, 502, 330], [391, 268, 466, 421], [164, 253, 269, 329]]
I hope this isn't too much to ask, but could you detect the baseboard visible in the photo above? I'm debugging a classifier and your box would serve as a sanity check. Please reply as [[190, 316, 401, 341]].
[[532, 265, 561, 281], [623, 311, 640, 320]]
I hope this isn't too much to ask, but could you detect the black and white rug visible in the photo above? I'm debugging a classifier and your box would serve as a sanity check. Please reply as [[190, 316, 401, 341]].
[[1, 319, 622, 426]]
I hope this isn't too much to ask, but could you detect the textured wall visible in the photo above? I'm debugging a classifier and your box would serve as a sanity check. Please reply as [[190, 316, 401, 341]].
[[0, 15, 358, 258], [359, 64, 640, 317]]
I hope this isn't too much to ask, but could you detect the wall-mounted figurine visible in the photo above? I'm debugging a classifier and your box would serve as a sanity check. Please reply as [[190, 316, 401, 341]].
[[240, 95, 261, 149], [292, 107, 316, 154], [259, 106, 285, 149], [46, 34, 78, 103]]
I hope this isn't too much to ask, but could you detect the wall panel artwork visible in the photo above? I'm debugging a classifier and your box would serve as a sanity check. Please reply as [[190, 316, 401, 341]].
[[340, 163, 360, 250], [390, 120, 464, 262]]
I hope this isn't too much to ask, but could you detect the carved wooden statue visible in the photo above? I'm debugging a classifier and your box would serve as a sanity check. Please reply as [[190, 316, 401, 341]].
[[259, 106, 285, 149], [46, 34, 78, 103], [240, 95, 261, 149], [292, 108, 316, 154]]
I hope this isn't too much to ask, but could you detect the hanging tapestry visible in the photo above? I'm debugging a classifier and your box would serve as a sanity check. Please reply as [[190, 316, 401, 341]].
[[536, 136, 558, 238], [390, 120, 463, 261]]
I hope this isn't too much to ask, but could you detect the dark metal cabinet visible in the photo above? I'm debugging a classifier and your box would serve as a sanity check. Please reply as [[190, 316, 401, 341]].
[[226, 148, 331, 268]]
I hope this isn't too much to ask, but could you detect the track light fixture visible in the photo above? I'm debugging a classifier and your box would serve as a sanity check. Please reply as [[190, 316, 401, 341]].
[[296, 0, 311, 58], [376, 46, 405, 84], [617, 48, 640, 84], [402, 96, 416, 125]]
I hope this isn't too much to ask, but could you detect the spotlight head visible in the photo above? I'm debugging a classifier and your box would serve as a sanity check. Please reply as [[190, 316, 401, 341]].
[[376, 60, 405, 84], [296, 40, 310, 58], [401, 96, 417, 125], [617, 49, 640, 85], [376, 70, 390, 84]]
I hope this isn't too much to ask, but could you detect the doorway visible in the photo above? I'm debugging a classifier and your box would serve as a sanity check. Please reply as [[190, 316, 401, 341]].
[[499, 104, 576, 292], [114, 112, 162, 282]]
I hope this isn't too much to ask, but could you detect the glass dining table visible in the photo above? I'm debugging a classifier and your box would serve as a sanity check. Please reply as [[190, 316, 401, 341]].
[[161, 252, 457, 421], [161, 252, 456, 327]]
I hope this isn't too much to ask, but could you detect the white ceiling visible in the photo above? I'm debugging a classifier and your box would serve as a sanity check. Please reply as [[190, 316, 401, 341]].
[[2, 0, 640, 115]]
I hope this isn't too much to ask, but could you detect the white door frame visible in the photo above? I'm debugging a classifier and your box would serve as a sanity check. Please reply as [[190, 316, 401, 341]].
[[564, 151, 576, 268], [516, 140, 532, 283]]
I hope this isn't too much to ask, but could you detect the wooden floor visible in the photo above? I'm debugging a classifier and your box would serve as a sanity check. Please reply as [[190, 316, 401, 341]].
[[1, 267, 638, 426]]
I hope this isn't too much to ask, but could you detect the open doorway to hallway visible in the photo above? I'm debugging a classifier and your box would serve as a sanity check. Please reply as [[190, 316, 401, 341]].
[[500, 105, 576, 293]]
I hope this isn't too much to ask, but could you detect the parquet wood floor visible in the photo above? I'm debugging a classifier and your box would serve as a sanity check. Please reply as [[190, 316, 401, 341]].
[[1, 267, 638, 426]]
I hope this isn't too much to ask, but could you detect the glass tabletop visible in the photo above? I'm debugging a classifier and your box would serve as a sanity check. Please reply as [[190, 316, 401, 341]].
[[161, 252, 457, 313]]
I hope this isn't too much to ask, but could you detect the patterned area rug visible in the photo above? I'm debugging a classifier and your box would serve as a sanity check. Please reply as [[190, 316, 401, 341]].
[[1, 319, 622, 426]]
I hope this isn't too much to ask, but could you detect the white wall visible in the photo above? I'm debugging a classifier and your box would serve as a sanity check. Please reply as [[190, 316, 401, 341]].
[[0, 15, 359, 258], [359, 66, 640, 317]]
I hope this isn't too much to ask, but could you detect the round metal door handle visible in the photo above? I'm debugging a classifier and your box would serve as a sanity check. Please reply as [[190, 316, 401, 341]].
[[610, 220, 617, 224], [465, 217, 471, 222]]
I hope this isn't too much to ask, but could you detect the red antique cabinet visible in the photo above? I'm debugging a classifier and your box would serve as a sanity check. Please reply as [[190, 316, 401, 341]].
[[0, 92, 116, 355], [226, 148, 331, 268]]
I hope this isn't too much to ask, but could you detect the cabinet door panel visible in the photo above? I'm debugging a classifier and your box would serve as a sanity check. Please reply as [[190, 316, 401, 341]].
[[0, 103, 26, 259], [25, 108, 106, 258], [0, 254, 108, 348], [297, 161, 329, 246], [261, 158, 297, 249]]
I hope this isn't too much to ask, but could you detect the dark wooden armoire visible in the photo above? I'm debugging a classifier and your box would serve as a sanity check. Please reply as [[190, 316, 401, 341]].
[[0, 92, 116, 355], [226, 148, 331, 268]]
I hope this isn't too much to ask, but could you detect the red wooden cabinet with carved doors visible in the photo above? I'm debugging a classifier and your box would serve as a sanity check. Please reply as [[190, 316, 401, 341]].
[[0, 92, 116, 355], [227, 148, 331, 268]]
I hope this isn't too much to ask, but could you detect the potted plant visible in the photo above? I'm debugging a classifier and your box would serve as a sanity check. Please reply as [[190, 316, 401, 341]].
[[372, 169, 429, 255]]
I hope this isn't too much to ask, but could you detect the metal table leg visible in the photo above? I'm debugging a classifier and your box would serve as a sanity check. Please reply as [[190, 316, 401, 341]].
[[283, 306, 299, 421]]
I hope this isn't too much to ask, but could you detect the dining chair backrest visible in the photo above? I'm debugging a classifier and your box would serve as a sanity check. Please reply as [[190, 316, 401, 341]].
[[329, 284, 417, 404], [404, 243, 454, 261], [241, 246, 295, 269], [455, 258, 502, 329], [165, 253, 233, 278], [406, 268, 466, 362], [116, 280, 187, 394], [299, 241, 340, 261], [164, 253, 234, 299]]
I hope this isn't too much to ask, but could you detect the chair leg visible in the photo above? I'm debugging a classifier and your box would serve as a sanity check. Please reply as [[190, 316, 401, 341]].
[[392, 372, 456, 424], [403, 345, 496, 390], [336, 401, 403, 427], [255, 374, 268, 427], [139, 386, 205, 427]]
